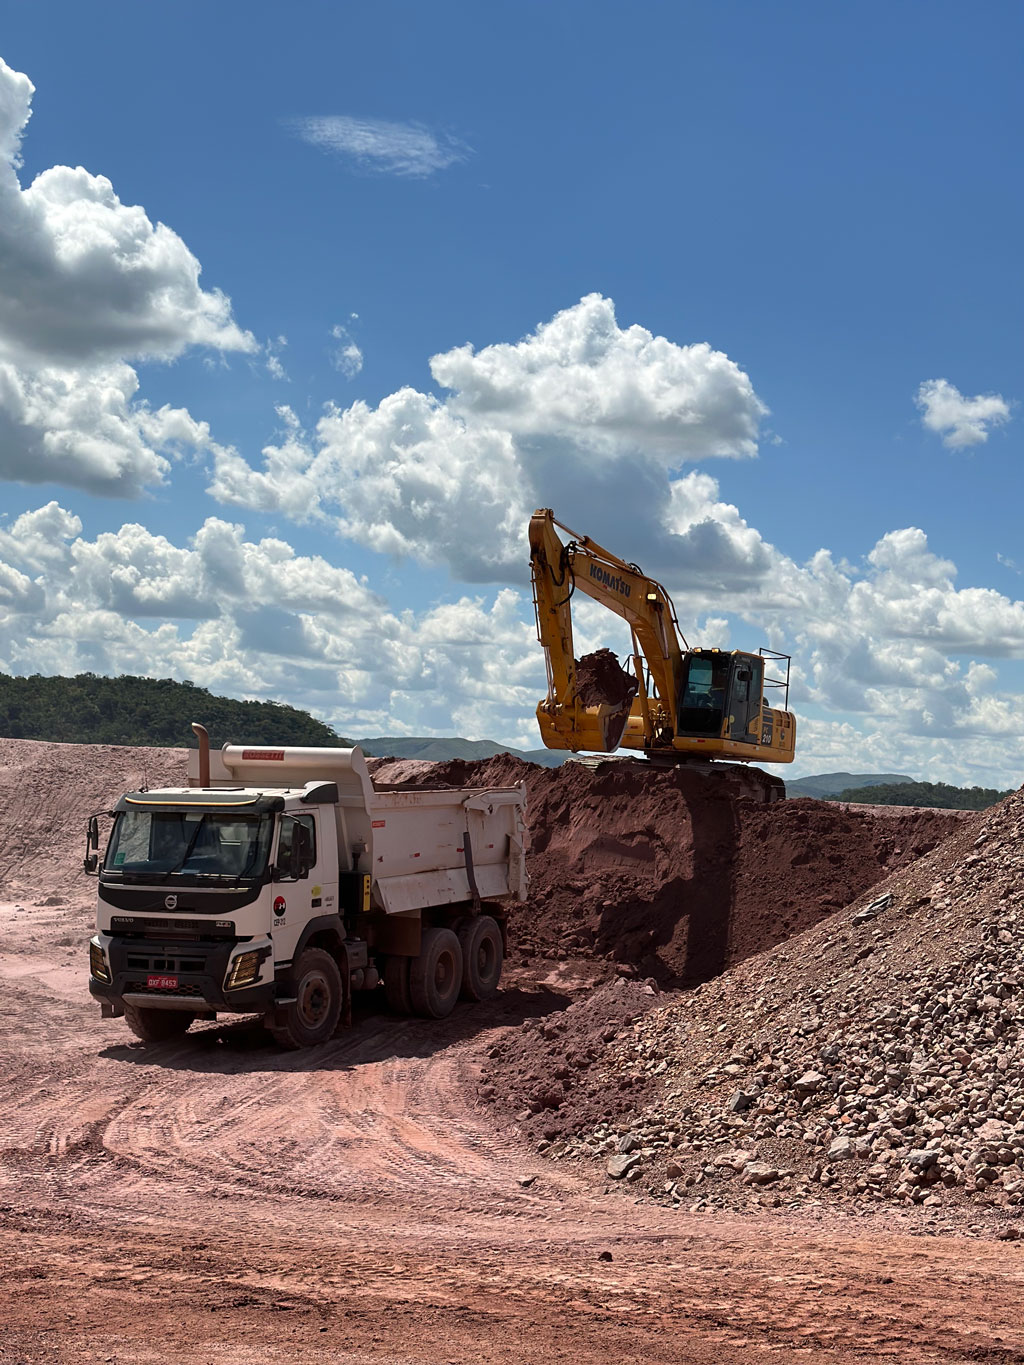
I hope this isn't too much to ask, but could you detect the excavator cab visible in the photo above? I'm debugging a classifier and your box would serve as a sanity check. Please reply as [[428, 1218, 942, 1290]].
[[677, 650, 764, 744]]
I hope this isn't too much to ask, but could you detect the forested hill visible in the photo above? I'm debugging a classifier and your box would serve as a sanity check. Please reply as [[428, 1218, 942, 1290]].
[[0, 673, 355, 749], [830, 780, 1012, 811]]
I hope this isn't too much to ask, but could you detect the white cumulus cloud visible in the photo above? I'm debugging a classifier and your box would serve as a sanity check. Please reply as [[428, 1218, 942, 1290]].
[[915, 378, 1011, 449], [0, 506, 543, 745], [0, 55, 254, 495], [210, 294, 768, 582], [4, 498, 1024, 783]]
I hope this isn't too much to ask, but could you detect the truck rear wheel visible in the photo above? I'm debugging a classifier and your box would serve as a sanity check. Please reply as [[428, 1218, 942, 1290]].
[[269, 948, 342, 1049], [384, 953, 413, 1015], [458, 915, 503, 1001], [409, 928, 463, 1019], [123, 1003, 194, 1042]]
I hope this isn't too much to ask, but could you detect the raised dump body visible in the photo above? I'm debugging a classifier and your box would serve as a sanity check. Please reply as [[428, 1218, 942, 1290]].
[[87, 736, 527, 1048]]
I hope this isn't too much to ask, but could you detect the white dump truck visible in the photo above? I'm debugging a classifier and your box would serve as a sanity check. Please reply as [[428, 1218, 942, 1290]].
[[87, 726, 527, 1047]]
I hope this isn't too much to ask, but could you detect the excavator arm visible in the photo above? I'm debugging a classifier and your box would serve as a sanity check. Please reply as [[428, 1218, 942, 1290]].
[[529, 508, 686, 752]]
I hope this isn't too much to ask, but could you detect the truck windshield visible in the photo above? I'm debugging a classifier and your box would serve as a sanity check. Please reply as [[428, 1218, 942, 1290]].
[[105, 810, 274, 882]]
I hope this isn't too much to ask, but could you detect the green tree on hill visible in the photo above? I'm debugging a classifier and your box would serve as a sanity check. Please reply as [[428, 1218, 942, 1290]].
[[0, 673, 358, 750], [830, 780, 1011, 810]]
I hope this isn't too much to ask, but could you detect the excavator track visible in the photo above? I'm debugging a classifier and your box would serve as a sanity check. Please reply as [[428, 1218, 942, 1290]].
[[638, 755, 786, 802]]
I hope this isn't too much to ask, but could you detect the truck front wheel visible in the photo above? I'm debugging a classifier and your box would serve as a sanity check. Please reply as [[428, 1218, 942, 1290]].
[[458, 915, 503, 1001], [123, 1003, 194, 1042], [269, 948, 342, 1049], [409, 928, 463, 1019]]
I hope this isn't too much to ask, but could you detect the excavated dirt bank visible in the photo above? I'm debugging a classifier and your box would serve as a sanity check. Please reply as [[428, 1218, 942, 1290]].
[[378, 753, 967, 987]]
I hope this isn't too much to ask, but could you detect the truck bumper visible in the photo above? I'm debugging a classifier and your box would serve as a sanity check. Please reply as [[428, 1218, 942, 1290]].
[[89, 935, 277, 1016]]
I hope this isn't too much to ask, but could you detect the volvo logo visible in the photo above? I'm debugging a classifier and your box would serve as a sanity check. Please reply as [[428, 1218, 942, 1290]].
[[164, 894, 178, 909]]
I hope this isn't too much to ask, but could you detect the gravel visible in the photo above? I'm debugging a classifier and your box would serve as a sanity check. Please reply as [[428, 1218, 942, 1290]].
[[531, 784, 1024, 1228]]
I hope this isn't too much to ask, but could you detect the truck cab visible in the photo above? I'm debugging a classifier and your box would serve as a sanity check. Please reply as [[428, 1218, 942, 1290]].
[[89, 782, 350, 1031]]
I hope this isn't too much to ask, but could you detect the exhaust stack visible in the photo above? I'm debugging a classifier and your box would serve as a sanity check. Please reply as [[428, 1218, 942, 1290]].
[[191, 722, 210, 787]]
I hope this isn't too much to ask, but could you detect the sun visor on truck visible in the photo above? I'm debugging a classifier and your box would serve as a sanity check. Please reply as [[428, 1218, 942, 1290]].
[[115, 790, 285, 813]]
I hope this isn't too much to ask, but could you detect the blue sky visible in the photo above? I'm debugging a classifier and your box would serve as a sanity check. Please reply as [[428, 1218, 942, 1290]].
[[0, 2, 1021, 785]]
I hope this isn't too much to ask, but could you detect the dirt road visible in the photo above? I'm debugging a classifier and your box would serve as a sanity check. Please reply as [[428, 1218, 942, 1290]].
[[2, 896, 1023, 1364]]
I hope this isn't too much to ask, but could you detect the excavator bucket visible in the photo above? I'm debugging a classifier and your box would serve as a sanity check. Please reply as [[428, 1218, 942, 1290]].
[[536, 649, 639, 753]]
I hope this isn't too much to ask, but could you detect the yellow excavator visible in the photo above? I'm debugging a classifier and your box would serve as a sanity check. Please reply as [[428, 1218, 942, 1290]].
[[529, 508, 796, 798]]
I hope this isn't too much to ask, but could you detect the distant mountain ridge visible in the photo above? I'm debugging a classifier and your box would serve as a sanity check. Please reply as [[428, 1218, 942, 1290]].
[[783, 771, 915, 799]]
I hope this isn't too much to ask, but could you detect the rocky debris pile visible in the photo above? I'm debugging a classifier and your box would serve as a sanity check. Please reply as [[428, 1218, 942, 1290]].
[[478, 978, 663, 1147], [542, 789, 1024, 1219], [407, 754, 967, 986]]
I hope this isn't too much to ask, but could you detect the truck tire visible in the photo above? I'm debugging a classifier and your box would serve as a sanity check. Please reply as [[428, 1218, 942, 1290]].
[[409, 928, 463, 1019], [458, 915, 503, 1001], [123, 1003, 195, 1042], [384, 954, 413, 1015], [269, 948, 342, 1049]]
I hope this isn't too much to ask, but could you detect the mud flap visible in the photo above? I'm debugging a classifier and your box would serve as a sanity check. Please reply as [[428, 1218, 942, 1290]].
[[101, 1000, 124, 1019], [335, 941, 353, 1034]]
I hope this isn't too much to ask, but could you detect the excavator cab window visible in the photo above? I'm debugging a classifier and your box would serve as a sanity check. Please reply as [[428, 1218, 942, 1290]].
[[677, 654, 730, 735]]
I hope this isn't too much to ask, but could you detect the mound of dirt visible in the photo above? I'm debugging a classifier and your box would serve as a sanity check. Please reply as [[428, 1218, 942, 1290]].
[[478, 978, 664, 1147], [0, 737, 186, 902], [532, 784, 1024, 1218], [393, 754, 967, 986]]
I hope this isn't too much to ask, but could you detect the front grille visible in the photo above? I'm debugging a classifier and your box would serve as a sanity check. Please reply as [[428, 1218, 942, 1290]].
[[110, 916, 234, 937], [124, 980, 205, 998], [125, 955, 205, 972]]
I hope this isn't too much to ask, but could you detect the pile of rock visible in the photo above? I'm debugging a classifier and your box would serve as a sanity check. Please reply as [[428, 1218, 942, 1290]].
[[550, 786, 1024, 1219]]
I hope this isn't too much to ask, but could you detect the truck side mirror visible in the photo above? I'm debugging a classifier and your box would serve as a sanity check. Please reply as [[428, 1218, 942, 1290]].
[[83, 815, 100, 875], [292, 824, 313, 879]]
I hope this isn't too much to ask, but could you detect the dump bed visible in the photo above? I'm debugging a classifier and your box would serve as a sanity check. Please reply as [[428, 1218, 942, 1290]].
[[188, 743, 528, 912]]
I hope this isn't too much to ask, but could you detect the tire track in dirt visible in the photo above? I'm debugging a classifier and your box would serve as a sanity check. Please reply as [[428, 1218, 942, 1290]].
[[3, 906, 1024, 1365]]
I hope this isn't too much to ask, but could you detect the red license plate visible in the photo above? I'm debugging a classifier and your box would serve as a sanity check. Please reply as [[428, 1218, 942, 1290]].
[[147, 974, 178, 990]]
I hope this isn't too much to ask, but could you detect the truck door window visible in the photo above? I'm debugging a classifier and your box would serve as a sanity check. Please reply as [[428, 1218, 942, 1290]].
[[276, 815, 316, 880]]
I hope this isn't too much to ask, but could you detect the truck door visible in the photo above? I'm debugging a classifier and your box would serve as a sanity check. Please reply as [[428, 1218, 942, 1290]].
[[270, 813, 318, 964], [270, 810, 341, 967]]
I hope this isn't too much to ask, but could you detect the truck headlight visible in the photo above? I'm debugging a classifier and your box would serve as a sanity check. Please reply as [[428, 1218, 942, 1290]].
[[90, 938, 111, 983], [225, 949, 264, 990]]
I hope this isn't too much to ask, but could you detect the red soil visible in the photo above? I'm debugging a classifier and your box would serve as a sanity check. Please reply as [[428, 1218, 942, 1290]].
[[394, 754, 967, 986]]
